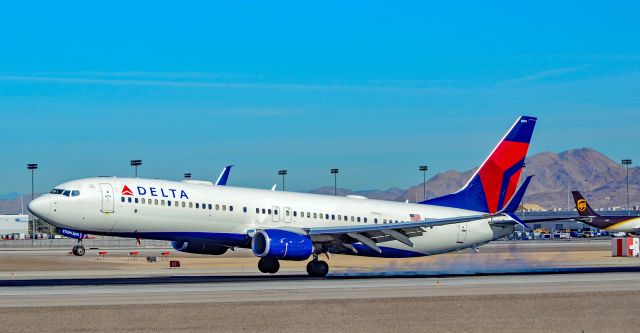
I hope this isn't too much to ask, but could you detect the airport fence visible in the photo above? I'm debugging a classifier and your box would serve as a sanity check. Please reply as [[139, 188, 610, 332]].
[[0, 238, 170, 249]]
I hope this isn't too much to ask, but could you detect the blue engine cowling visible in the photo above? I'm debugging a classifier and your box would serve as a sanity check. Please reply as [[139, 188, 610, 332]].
[[251, 229, 313, 261], [171, 240, 229, 255]]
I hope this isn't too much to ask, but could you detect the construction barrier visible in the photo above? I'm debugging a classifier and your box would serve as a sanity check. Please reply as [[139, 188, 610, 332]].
[[612, 237, 639, 257]]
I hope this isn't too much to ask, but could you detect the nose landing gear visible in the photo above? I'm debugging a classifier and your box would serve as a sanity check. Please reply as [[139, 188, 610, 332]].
[[71, 241, 85, 256]]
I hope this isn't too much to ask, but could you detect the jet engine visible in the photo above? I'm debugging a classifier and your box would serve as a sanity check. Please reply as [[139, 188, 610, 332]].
[[251, 229, 313, 261], [171, 240, 229, 255]]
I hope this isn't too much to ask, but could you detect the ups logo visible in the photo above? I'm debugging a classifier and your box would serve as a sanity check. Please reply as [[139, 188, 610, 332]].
[[577, 199, 587, 212]]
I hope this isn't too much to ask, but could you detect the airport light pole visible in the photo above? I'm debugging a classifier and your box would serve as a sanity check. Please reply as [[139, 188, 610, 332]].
[[419, 165, 428, 201], [27, 163, 38, 240], [184, 173, 191, 180], [622, 159, 632, 214], [278, 170, 287, 191], [130, 159, 142, 178], [331, 168, 339, 196]]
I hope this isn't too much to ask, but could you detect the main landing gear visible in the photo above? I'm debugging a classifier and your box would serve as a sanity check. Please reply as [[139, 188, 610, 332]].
[[71, 240, 85, 256], [256, 255, 330, 277], [306, 256, 329, 277], [258, 257, 280, 274]]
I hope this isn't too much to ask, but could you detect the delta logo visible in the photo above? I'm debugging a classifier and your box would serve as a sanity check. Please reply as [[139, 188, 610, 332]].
[[121, 185, 134, 196], [121, 185, 189, 199]]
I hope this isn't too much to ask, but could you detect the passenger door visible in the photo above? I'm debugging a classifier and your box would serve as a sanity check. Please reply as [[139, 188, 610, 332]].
[[99, 183, 115, 213]]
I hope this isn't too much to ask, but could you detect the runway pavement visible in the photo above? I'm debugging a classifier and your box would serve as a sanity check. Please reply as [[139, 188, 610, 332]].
[[1, 240, 639, 332]]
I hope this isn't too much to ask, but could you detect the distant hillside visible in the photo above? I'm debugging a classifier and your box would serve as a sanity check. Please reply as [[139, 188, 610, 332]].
[[310, 148, 640, 210]]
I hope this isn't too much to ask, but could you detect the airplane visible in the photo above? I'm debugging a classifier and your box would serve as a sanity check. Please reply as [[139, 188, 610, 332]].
[[28, 116, 537, 277], [572, 191, 640, 233]]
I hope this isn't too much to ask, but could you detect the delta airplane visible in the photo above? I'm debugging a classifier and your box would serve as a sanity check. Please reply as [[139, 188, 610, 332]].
[[572, 191, 640, 233], [29, 116, 537, 277]]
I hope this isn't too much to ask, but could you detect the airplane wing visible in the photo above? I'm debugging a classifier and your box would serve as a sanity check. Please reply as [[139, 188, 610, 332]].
[[301, 213, 492, 254]]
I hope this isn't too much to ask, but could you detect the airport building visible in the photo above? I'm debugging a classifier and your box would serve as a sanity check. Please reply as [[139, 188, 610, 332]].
[[0, 215, 28, 239]]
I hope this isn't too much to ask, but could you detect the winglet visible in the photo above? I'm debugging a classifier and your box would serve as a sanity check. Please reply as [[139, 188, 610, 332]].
[[215, 165, 233, 186]]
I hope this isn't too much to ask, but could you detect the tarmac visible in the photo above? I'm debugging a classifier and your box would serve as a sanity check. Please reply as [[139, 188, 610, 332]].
[[1, 240, 639, 332]]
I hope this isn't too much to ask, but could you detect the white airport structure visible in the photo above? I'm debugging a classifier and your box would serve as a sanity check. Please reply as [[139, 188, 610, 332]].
[[0, 214, 28, 239]]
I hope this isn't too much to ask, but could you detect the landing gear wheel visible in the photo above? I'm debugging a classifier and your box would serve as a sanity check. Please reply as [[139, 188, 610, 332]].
[[306, 259, 329, 277], [258, 258, 280, 274], [75, 245, 85, 256], [72, 241, 86, 256]]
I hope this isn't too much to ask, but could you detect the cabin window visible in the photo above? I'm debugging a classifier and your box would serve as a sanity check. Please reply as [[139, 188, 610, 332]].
[[121, 197, 125, 203], [256, 208, 260, 214], [175, 201, 178, 207], [338, 215, 342, 221], [268, 209, 272, 214], [364, 217, 368, 223], [195, 203, 199, 209], [189, 202, 193, 208], [243, 207, 247, 213], [274, 209, 278, 215], [357, 217, 361, 222], [351, 216, 354, 222], [142, 198, 146, 204], [202, 204, 206, 210], [374, 218, 378, 224], [293, 211, 297, 217], [167, 200, 171, 206], [383, 219, 387, 223], [307, 212, 311, 218], [319, 213, 323, 220], [215, 204, 219, 210], [161, 200, 165, 206], [286, 210, 290, 216], [325, 214, 329, 219], [181, 202, 185, 207], [262, 209, 266, 214], [154, 199, 158, 205], [223, 205, 227, 211], [135, 198, 139, 204], [230, 206, 234, 212], [208, 204, 212, 210]]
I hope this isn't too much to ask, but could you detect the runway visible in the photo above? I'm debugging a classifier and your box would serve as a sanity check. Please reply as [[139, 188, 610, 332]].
[[1, 240, 639, 332]]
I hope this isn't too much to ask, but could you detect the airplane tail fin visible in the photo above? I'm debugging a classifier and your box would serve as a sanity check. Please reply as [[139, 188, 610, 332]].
[[421, 116, 537, 214], [572, 191, 599, 217]]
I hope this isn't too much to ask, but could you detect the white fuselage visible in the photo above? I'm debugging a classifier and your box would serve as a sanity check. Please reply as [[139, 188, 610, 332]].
[[30, 177, 514, 258]]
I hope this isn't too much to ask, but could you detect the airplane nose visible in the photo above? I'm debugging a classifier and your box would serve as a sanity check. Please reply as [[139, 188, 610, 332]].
[[28, 196, 50, 220]]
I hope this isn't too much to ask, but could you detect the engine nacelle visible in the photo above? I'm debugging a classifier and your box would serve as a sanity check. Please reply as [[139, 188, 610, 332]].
[[251, 229, 313, 261], [171, 240, 229, 255]]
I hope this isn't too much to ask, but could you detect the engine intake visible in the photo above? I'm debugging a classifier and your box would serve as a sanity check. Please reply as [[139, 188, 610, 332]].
[[171, 240, 229, 255], [251, 229, 313, 261]]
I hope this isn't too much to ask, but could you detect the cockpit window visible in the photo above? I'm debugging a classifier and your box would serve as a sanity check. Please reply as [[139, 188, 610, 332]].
[[50, 189, 64, 194], [71, 190, 80, 197], [62, 190, 71, 197]]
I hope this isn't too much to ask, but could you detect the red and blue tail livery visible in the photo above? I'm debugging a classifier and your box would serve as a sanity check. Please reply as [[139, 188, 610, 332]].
[[421, 116, 537, 214]]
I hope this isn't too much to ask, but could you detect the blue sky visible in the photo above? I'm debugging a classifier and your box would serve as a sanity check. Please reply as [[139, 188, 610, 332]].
[[1, 1, 639, 194]]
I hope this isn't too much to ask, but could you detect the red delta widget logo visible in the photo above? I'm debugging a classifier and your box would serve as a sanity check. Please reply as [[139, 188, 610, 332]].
[[121, 185, 189, 199]]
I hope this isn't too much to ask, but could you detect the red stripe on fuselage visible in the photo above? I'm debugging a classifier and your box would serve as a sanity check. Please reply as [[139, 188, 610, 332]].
[[478, 141, 529, 213]]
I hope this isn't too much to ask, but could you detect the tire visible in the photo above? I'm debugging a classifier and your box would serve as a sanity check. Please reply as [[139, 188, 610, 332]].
[[258, 258, 269, 273], [72, 246, 78, 256], [306, 260, 329, 277], [75, 246, 86, 256], [316, 260, 329, 277], [258, 258, 280, 274]]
